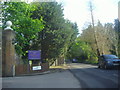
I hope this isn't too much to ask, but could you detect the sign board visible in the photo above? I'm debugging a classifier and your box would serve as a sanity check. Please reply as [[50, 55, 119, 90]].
[[28, 50, 41, 60], [32, 66, 41, 70]]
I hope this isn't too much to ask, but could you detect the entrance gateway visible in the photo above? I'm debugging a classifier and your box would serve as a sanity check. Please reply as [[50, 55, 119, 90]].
[[2, 21, 49, 76], [2, 21, 16, 77]]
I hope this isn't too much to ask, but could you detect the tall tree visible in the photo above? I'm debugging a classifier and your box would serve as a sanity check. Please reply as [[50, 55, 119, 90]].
[[2, 2, 44, 60], [104, 23, 118, 55], [31, 2, 79, 64], [88, 0, 100, 56], [114, 19, 120, 57], [81, 21, 118, 57]]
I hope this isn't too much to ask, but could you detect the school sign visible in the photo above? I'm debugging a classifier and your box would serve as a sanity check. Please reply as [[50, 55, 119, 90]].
[[28, 50, 41, 60]]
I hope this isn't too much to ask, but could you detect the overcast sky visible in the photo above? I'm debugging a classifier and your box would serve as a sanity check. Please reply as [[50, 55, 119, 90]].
[[56, 0, 119, 33], [28, 0, 119, 33]]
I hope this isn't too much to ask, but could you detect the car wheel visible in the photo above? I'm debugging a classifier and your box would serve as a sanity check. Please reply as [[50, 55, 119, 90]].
[[98, 64, 100, 68]]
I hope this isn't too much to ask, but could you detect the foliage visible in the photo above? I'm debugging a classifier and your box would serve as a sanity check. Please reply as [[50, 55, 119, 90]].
[[114, 19, 120, 57], [2, 2, 119, 65], [67, 21, 118, 64], [2, 2, 44, 59], [2, 1, 79, 64], [67, 37, 97, 63], [80, 21, 118, 56], [31, 2, 78, 63]]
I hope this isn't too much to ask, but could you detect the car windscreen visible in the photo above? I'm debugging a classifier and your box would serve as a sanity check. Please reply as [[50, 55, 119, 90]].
[[104, 55, 118, 59]]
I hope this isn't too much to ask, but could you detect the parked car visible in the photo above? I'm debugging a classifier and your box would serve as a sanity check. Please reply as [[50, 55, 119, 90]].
[[72, 59, 78, 63], [98, 54, 120, 69]]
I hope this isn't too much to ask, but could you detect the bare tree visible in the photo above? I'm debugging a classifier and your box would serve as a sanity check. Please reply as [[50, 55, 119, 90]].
[[88, 0, 100, 56]]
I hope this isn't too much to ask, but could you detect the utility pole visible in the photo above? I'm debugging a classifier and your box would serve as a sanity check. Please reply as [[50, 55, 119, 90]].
[[89, 0, 100, 56]]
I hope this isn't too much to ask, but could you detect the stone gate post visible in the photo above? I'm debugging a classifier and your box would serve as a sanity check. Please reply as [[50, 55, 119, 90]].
[[2, 21, 16, 77]]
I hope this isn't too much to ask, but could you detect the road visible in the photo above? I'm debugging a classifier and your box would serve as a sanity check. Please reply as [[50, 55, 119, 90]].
[[2, 69, 80, 88], [68, 63, 120, 88], [2, 63, 120, 88]]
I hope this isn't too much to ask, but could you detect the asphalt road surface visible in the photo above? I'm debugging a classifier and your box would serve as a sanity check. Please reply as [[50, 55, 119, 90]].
[[68, 63, 120, 88], [2, 69, 80, 88], [2, 63, 120, 88]]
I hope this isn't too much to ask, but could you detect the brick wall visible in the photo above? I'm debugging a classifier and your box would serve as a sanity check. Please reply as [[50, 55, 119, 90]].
[[15, 63, 49, 76]]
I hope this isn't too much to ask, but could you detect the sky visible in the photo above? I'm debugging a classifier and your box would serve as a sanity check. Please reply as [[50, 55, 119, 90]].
[[27, 0, 119, 33], [56, 0, 119, 33]]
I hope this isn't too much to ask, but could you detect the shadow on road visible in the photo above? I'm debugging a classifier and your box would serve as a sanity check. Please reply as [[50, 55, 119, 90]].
[[68, 65, 119, 88]]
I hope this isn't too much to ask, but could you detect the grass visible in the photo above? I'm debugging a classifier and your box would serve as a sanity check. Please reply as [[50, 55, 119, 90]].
[[50, 64, 68, 70]]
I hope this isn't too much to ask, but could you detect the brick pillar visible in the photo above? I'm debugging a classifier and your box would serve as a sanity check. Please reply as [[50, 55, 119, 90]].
[[0, 28, 2, 77], [2, 21, 16, 77]]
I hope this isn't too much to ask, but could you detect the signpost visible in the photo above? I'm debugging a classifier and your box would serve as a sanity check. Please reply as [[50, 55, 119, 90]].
[[28, 50, 41, 71], [28, 50, 41, 60], [32, 66, 41, 70]]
